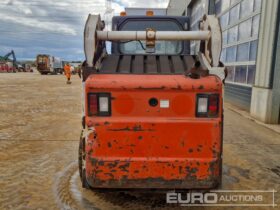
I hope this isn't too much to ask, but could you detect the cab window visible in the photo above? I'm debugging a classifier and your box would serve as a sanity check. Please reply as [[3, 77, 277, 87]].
[[119, 20, 183, 55]]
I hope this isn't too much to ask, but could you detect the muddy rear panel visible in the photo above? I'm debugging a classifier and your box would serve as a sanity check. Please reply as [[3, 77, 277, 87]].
[[85, 74, 223, 189]]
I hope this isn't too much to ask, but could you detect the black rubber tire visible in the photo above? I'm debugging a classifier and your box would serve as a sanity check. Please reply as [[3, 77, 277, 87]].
[[79, 131, 90, 189], [78, 132, 83, 180], [82, 169, 90, 189]]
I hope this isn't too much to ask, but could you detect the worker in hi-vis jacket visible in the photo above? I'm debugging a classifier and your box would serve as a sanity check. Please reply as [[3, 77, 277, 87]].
[[64, 63, 71, 84]]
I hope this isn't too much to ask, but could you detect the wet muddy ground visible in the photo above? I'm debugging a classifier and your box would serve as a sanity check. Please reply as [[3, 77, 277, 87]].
[[0, 73, 279, 210]]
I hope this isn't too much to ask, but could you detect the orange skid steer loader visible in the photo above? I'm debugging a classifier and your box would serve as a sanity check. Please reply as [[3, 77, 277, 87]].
[[79, 13, 226, 190]]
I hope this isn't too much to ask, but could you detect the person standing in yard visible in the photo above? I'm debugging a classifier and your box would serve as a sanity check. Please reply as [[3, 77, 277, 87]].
[[64, 63, 71, 84]]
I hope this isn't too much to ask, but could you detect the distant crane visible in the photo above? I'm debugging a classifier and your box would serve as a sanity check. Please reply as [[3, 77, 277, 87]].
[[1, 50, 19, 71], [3, 50, 17, 66]]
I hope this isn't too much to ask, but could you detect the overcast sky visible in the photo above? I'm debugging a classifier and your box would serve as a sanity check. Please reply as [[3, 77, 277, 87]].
[[0, 0, 169, 61]]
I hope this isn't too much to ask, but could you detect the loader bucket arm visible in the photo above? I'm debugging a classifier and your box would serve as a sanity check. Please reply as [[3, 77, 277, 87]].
[[199, 15, 222, 67], [84, 15, 101, 67]]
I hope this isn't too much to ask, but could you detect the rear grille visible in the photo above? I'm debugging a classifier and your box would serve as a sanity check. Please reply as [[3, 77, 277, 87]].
[[100, 55, 195, 74], [38, 63, 47, 69]]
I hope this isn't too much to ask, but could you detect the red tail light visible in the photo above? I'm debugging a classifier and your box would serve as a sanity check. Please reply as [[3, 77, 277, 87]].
[[196, 94, 219, 118], [88, 93, 111, 116], [208, 94, 219, 116], [88, 94, 98, 116]]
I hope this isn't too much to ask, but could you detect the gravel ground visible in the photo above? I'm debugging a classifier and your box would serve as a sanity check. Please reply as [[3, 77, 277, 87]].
[[0, 73, 279, 210]]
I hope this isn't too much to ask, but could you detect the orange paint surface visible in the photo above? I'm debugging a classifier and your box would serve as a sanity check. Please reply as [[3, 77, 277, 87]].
[[84, 74, 223, 189]]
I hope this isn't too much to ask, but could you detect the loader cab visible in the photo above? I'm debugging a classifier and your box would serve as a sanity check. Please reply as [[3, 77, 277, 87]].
[[80, 14, 224, 190], [111, 16, 191, 55]]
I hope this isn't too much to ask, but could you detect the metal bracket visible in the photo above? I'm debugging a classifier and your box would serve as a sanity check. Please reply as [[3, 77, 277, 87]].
[[146, 28, 156, 53], [199, 15, 222, 67], [198, 52, 226, 82], [84, 14, 104, 67]]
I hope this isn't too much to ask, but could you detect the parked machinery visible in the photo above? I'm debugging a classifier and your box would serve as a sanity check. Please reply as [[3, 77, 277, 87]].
[[22, 63, 33, 72], [36, 54, 63, 75], [0, 50, 18, 73], [79, 12, 226, 190], [69, 62, 82, 74]]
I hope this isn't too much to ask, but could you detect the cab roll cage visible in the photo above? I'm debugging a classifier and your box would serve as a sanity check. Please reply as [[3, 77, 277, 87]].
[[83, 14, 226, 81]]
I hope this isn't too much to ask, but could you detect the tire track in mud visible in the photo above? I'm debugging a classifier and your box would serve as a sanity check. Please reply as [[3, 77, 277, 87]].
[[52, 162, 179, 210], [0, 140, 79, 210], [53, 161, 97, 210]]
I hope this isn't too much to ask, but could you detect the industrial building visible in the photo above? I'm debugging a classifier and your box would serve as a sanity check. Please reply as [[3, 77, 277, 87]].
[[167, 0, 280, 124]]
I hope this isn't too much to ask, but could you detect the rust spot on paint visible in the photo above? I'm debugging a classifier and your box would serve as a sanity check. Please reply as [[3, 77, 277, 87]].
[[107, 126, 130, 131], [171, 84, 182, 90], [180, 139, 185, 147], [185, 166, 198, 175], [99, 161, 105, 166], [107, 142, 112, 148], [107, 125, 154, 132], [88, 149, 93, 156], [179, 166, 183, 174], [118, 162, 130, 172], [132, 125, 144, 131], [198, 85, 204, 90], [108, 161, 119, 168], [104, 121, 110, 125], [135, 86, 165, 90], [104, 173, 114, 179]]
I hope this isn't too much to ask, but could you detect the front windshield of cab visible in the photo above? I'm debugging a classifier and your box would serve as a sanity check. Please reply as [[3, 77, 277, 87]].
[[37, 56, 47, 63], [119, 20, 183, 55]]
